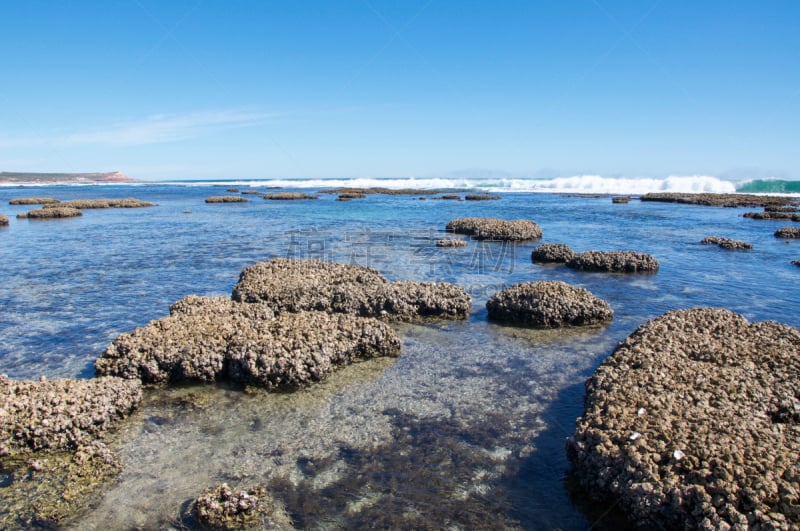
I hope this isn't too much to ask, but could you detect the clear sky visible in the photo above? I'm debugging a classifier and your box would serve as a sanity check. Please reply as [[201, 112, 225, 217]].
[[1, 0, 798, 181]]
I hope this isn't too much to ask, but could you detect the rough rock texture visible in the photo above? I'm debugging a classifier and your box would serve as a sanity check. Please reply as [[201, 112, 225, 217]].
[[531, 243, 576, 263], [232, 258, 471, 321], [263, 192, 318, 200], [641, 193, 797, 208], [567, 251, 659, 273], [436, 238, 467, 248], [567, 308, 800, 530], [8, 197, 60, 205], [486, 281, 613, 328], [445, 217, 542, 241], [0, 214, 8, 226], [96, 295, 400, 388], [775, 227, 800, 239], [206, 196, 250, 203], [743, 211, 800, 221], [612, 196, 631, 204], [701, 236, 753, 250], [17, 207, 83, 219], [0, 375, 142, 457], [193, 483, 292, 530], [464, 194, 501, 201], [766, 206, 799, 213]]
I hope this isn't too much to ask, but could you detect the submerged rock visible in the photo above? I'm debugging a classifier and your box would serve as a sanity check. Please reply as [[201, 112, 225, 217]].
[[232, 258, 471, 321], [205, 196, 250, 203], [567, 308, 800, 529], [0, 375, 141, 458], [17, 207, 83, 219], [567, 251, 659, 273], [436, 238, 467, 248], [531, 243, 575, 263], [96, 295, 399, 388], [775, 226, 800, 239], [486, 281, 612, 328], [193, 483, 292, 530], [700, 236, 753, 250], [445, 217, 542, 241], [8, 197, 60, 205]]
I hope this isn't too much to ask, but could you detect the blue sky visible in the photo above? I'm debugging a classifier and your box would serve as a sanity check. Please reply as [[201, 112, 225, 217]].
[[1, 0, 798, 181]]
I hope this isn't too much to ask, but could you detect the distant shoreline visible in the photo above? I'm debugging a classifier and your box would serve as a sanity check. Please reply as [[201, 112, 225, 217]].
[[0, 171, 135, 184]]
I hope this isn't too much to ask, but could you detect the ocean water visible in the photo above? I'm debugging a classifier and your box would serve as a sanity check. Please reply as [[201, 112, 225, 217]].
[[1, 179, 799, 529]]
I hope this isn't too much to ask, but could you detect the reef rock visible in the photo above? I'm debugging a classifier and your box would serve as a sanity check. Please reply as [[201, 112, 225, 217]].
[[743, 211, 800, 221], [700, 236, 753, 250], [0, 375, 141, 458], [96, 295, 399, 388], [232, 258, 471, 321], [205, 196, 249, 203], [486, 281, 612, 328], [567, 251, 659, 273], [17, 207, 83, 219], [445, 217, 542, 241], [193, 483, 292, 530], [567, 308, 800, 530], [641, 193, 797, 208], [531, 243, 575, 263], [436, 238, 467, 248], [8, 197, 60, 205], [0, 214, 8, 226], [464, 194, 501, 201], [263, 192, 318, 200], [612, 196, 631, 204], [775, 227, 800, 239]]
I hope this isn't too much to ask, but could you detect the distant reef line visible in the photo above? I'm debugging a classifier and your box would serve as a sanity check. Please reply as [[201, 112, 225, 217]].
[[0, 171, 135, 184]]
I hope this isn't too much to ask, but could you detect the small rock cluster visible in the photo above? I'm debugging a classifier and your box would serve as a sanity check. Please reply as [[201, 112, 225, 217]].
[[775, 227, 800, 239], [700, 236, 753, 250], [445, 217, 542, 241], [486, 281, 613, 328], [568, 308, 800, 529], [193, 483, 292, 530], [232, 258, 471, 321], [96, 295, 400, 388], [567, 250, 660, 273], [436, 238, 468, 248], [531, 243, 576, 263], [206, 196, 250, 203], [0, 375, 142, 458]]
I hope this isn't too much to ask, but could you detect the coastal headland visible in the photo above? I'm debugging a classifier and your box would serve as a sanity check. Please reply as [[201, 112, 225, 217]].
[[0, 171, 135, 184]]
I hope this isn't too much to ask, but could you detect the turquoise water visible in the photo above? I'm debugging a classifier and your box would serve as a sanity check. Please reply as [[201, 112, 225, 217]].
[[1, 183, 798, 528]]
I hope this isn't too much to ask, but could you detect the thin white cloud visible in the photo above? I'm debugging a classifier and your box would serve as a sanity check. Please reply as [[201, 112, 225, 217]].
[[58, 109, 276, 146]]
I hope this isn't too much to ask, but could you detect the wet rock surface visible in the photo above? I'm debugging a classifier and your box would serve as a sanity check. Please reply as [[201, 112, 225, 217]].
[[232, 258, 471, 321], [445, 217, 542, 241], [17, 207, 83, 219], [641, 193, 798, 208], [206, 196, 250, 203], [0, 375, 142, 457], [531, 243, 576, 263], [486, 281, 613, 328], [436, 238, 467, 248], [191, 483, 292, 530], [567, 251, 659, 273], [775, 227, 800, 239], [568, 308, 800, 530], [96, 295, 400, 388], [701, 236, 753, 250]]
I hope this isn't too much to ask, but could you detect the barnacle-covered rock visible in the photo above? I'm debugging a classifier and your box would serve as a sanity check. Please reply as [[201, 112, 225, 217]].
[[700, 236, 753, 250], [193, 483, 292, 530], [775, 226, 800, 239], [205, 196, 249, 203], [445, 217, 542, 241], [567, 308, 800, 529], [567, 250, 659, 273], [486, 281, 612, 328], [531, 243, 575, 263], [17, 207, 83, 219]]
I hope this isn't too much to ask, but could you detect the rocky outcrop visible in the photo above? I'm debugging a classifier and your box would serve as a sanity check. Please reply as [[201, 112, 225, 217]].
[[263, 192, 318, 200], [700, 236, 753, 250], [206, 196, 250, 203], [96, 295, 400, 388], [486, 281, 612, 328], [793, 260, 800, 267], [8, 197, 60, 205], [612, 196, 631, 204], [531, 243, 575, 263], [0, 214, 8, 226], [445, 217, 542, 241], [193, 483, 292, 530], [436, 195, 462, 201], [464, 194, 500, 201], [336, 192, 366, 201], [641, 193, 797, 208], [743, 211, 800, 221], [17, 207, 83, 219], [567, 308, 800, 530], [436, 238, 467, 248], [232, 258, 471, 321], [44, 198, 155, 209], [0, 375, 141, 458], [567, 251, 659, 273], [775, 227, 800, 239]]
